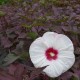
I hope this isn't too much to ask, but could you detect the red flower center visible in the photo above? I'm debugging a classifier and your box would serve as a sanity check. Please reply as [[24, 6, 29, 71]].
[[45, 48, 58, 61]]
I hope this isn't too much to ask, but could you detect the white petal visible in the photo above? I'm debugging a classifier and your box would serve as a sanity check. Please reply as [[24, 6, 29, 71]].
[[43, 55, 75, 78], [53, 34, 74, 51], [30, 52, 52, 68], [58, 50, 75, 73], [29, 37, 47, 57], [43, 61, 63, 78], [42, 32, 58, 48], [58, 54, 75, 73], [29, 37, 51, 68], [58, 51, 74, 58], [43, 65, 58, 78], [34, 57, 51, 68], [31, 55, 45, 67]]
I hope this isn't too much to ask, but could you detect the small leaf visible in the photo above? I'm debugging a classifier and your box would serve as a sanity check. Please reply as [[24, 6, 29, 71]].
[[29, 66, 47, 80], [40, 0, 45, 4], [12, 41, 24, 54], [1, 36, 13, 48], [21, 23, 32, 29], [0, 47, 8, 67], [70, 76, 79, 80], [0, 0, 8, 5], [28, 32, 38, 40], [2, 53, 20, 66], [0, 70, 16, 80], [0, 11, 6, 17], [16, 41, 24, 49], [75, 47, 80, 55], [18, 32, 27, 38], [19, 52, 29, 60]]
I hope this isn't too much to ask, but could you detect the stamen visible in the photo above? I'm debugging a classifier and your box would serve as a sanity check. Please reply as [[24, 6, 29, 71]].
[[45, 47, 58, 61], [50, 52, 55, 57]]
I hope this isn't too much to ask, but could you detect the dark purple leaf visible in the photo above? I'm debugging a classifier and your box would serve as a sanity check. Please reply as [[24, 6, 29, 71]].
[[75, 47, 80, 54], [1, 36, 13, 48], [18, 32, 27, 38], [29, 66, 47, 80], [0, 68, 16, 80], [58, 71, 73, 80]]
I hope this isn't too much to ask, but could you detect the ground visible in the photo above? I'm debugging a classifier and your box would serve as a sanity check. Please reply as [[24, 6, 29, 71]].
[[0, 0, 80, 80]]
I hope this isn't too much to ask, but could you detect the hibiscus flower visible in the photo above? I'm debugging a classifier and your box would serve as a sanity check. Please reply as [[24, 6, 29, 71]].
[[29, 32, 75, 78]]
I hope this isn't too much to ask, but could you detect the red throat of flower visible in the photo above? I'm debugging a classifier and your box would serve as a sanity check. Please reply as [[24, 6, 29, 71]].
[[45, 48, 58, 61]]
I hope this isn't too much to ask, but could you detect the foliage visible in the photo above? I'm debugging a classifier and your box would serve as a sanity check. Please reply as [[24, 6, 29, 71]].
[[0, 0, 80, 80], [0, 0, 8, 5]]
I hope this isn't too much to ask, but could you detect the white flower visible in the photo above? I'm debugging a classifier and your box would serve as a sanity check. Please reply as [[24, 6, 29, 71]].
[[29, 32, 75, 78]]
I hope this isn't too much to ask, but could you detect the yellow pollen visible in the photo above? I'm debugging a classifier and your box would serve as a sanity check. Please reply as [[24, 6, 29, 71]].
[[50, 52, 55, 57]]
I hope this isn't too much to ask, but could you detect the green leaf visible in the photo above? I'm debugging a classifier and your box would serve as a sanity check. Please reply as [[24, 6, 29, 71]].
[[2, 53, 20, 66], [28, 32, 38, 40], [70, 76, 79, 80], [21, 23, 32, 29], [0, 47, 8, 67], [40, 0, 45, 4], [19, 52, 29, 60], [0, 0, 8, 5], [0, 11, 6, 17]]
